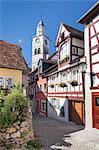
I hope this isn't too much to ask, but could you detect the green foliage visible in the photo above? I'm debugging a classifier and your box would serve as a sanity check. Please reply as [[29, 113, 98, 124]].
[[21, 130, 29, 138], [5, 144, 13, 149], [25, 139, 42, 149], [70, 80, 78, 86], [0, 86, 28, 129], [59, 83, 67, 88]]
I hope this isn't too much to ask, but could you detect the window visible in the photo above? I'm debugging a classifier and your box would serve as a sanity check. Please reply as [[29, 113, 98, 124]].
[[61, 32, 64, 40], [0, 77, 13, 89], [72, 47, 78, 54], [60, 42, 69, 61], [44, 83, 46, 91], [41, 101, 46, 112], [51, 98, 60, 109], [34, 48, 37, 55], [96, 97, 99, 106], [5, 77, 13, 89], [36, 85, 38, 92], [40, 84, 42, 91], [38, 48, 41, 54], [52, 76, 55, 81], [39, 66, 42, 74], [45, 39, 47, 45], [44, 48, 48, 54], [0, 77, 4, 88], [73, 70, 76, 75]]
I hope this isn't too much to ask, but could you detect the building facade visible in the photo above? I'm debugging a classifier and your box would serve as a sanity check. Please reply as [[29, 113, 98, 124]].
[[29, 2, 99, 128], [32, 20, 49, 71], [0, 40, 28, 90], [47, 23, 86, 124], [78, 2, 99, 129]]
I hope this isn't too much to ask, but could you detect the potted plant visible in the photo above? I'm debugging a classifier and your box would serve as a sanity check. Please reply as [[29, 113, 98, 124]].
[[49, 84, 54, 88], [70, 80, 78, 86], [59, 82, 67, 88]]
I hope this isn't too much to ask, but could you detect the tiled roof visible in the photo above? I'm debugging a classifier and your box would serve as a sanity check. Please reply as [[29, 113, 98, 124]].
[[63, 23, 84, 39], [48, 51, 58, 59], [0, 40, 28, 70]]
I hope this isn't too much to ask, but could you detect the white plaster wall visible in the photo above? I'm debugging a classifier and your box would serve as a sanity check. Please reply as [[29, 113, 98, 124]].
[[48, 97, 69, 122], [91, 36, 98, 47], [92, 53, 99, 63], [72, 38, 84, 48], [84, 25, 93, 128], [84, 15, 99, 128]]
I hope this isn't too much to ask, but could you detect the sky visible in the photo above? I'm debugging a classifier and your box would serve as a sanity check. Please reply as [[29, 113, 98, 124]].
[[0, 0, 98, 68]]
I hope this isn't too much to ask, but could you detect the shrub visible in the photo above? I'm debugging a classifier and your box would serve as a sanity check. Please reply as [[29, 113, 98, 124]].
[[0, 86, 28, 129], [25, 139, 42, 149]]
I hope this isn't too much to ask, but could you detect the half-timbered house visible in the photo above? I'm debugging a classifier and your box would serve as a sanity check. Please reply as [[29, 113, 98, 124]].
[[47, 23, 86, 124], [77, 1, 99, 129]]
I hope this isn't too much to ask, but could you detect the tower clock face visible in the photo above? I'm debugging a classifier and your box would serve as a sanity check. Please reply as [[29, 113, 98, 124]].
[[35, 38, 40, 44]]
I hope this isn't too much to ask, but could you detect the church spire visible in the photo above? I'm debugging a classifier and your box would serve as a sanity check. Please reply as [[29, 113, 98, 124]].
[[36, 19, 45, 36]]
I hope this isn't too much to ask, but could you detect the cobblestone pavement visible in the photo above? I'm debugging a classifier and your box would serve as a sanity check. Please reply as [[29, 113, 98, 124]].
[[51, 128, 99, 150], [33, 115, 84, 150]]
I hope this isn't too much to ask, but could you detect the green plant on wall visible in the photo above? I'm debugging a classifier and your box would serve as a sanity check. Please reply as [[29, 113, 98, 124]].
[[59, 83, 67, 88], [0, 85, 28, 128], [70, 80, 78, 86], [49, 84, 54, 88]]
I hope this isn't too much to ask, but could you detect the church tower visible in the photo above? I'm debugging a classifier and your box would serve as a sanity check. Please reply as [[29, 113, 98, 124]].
[[32, 20, 49, 71]]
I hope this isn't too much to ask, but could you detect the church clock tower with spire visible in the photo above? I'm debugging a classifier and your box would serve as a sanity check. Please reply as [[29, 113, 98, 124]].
[[32, 20, 49, 71]]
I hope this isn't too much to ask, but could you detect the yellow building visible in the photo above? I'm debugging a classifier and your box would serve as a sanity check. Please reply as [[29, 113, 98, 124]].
[[0, 40, 28, 89]]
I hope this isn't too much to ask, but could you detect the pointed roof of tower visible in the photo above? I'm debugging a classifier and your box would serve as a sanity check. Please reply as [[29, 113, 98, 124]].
[[38, 19, 45, 27]]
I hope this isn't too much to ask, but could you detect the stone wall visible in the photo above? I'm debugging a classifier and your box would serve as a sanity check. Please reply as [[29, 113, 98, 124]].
[[0, 101, 34, 148]]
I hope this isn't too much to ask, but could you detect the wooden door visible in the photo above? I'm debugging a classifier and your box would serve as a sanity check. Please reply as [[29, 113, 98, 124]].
[[69, 100, 84, 125], [92, 93, 99, 129]]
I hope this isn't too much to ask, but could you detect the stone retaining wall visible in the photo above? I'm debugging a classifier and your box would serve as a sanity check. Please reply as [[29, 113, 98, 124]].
[[0, 101, 34, 148]]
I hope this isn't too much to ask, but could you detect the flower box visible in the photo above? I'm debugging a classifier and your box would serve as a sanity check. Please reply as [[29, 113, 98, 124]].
[[59, 83, 67, 88], [70, 80, 78, 86], [49, 84, 54, 88]]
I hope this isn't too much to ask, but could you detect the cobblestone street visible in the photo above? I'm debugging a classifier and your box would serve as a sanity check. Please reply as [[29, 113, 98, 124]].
[[33, 115, 84, 150]]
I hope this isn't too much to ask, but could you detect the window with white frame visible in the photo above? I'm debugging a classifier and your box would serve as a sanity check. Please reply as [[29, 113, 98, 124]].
[[73, 69, 76, 80], [0, 77, 13, 89], [51, 98, 60, 109], [40, 84, 42, 91], [44, 83, 46, 92], [0, 77, 4, 88], [5, 77, 13, 89], [60, 42, 69, 61]]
